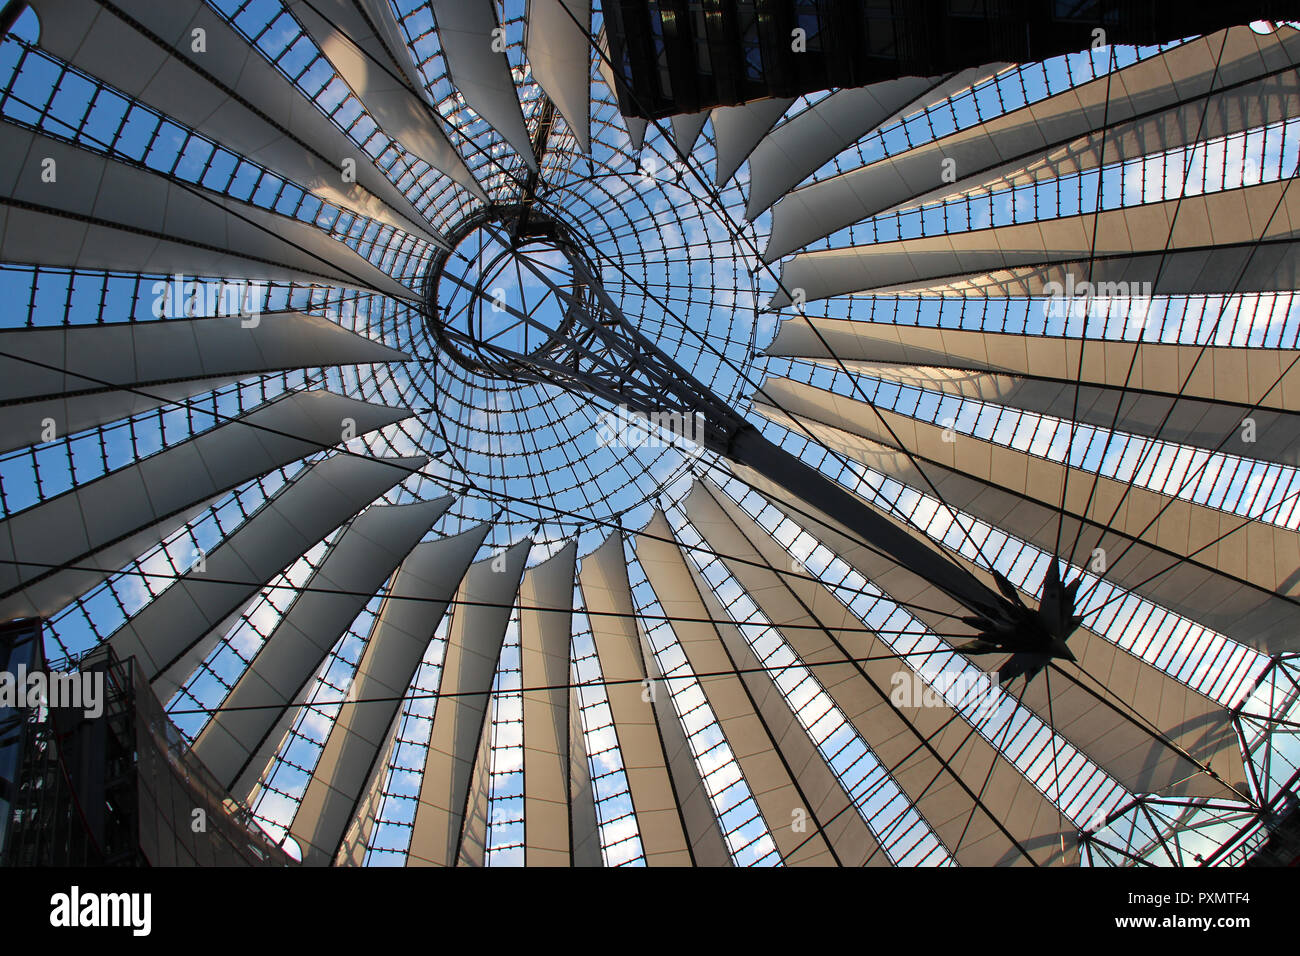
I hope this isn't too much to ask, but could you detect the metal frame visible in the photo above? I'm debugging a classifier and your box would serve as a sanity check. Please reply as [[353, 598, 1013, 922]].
[[1080, 653, 1300, 866], [420, 224, 1083, 662]]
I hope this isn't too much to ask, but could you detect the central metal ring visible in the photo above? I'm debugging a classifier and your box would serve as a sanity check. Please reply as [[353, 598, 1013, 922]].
[[421, 204, 601, 382]]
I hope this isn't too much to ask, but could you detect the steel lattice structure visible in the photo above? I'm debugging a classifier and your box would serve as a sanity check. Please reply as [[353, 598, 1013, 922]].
[[0, 0, 1297, 868]]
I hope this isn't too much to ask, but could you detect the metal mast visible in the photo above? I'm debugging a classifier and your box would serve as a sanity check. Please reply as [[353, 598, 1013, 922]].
[[423, 214, 1082, 671]]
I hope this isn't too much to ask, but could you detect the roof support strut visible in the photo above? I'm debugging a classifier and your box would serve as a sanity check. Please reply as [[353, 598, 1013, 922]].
[[426, 233, 1083, 668]]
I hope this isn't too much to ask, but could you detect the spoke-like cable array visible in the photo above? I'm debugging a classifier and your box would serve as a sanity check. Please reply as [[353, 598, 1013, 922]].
[[2, 2, 1296, 869]]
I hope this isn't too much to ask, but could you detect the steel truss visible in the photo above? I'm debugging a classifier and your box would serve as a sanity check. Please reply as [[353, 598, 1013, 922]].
[[1081, 654, 1300, 866]]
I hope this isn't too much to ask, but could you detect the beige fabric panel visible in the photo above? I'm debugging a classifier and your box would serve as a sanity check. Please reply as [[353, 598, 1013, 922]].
[[0, 377, 243, 457], [526, 0, 590, 155], [191, 498, 451, 791], [234, 697, 304, 805], [766, 320, 1300, 413], [873, 66, 1010, 130], [769, 180, 1300, 307], [111, 454, 423, 702], [0, 390, 413, 621], [839, 366, 1300, 467], [291, 524, 490, 866], [765, 319, 1300, 466], [407, 539, 532, 866], [731, 461, 1246, 800], [686, 480, 1077, 866], [353, 0, 429, 92], [765, 26, 1300, 260], [334, 708, 404, 867], [568, 683, 603, 866], [456, 706, 495, 867], [790, 246, 1300, 301], [886, 70, 1300, 223], [0, 311, 406, 402], [636, 623, 732, 867], [288, 0, 486, 200], [0, 311, 408, 455], [432, 0, 538, 170], [711, 97, 793, 188], [28, 0, 444, 244], [756, 377, 1300, 653], [641, 511, 831, 863], [579, 532, 718, 865], [637, 512, 885, 866], [671, 110, 709, 157], [0, 126, 417, 301], [1020, 624, 1249, 798], [745, 72, 978, 219], [519, 542, 578, 865], [685, 544, 890, 865]]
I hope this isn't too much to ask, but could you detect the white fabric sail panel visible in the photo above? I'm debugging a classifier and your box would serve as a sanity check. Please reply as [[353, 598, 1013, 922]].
[[764, 319, 1300, 412], [758, 375, 1300, 653], [291, 0, 414, 90], [637, 512, 884, 866], [756, 377, 1300, 654], [767, 180, 1300, 306], [686, 480, 1077, 866], [731, 456, 1246, 800], [670, 110, 709, 157], [578, 532, 727, 866], [639, 510, 835, 866], [872, 66, 1011, 131], [109, 453, 427, 696], [0, 377, 239, 456], [236, 698, 306, 805], [432, 0, 538, 172], [0, 389, 410, 620], [518, 542, 583, 865], [712, 98, 793, 188], [0, 311, 407, 405], [407, 539, 532, 867], [637, 621, 733, 867], [763, 26, 1300, 261], [681, 533, 890, 865], [780, 246, 1300, 302], [148, 465, 433, 710], [334, 707, 403, 866], [0, 299, 410, 449], [568, 682, 603, 866], [745, 73, 970, 220], [227, 507, 457, 807], [0, 296, 411, 454], [878, 71, 1300, 229], [837, 366, 1300, 469], [1013, 627, 1250, 799], [287, 0, 487, 201], [291, 523, 491, 865], [766, 319, 1300, 467], [457, 707, 495, 867], [595, 25, 645, 153], [353, 0, 429, 94], [526, 0, 591, 155], [191, 497, 453, 791], [0, 490, 220, 620], [0, 126, 418, 301], [27, 0, 445, 245]]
